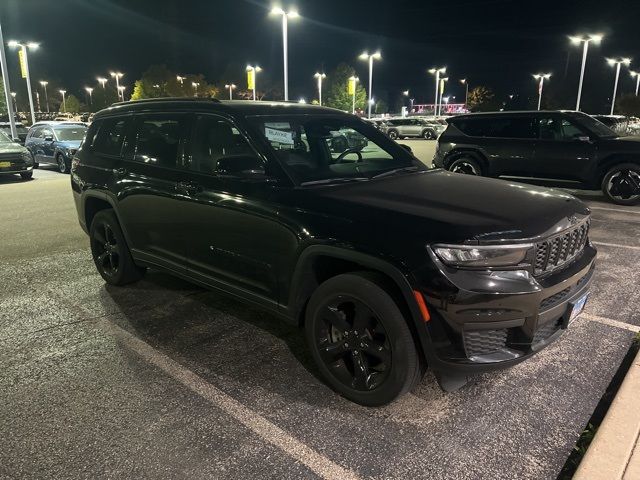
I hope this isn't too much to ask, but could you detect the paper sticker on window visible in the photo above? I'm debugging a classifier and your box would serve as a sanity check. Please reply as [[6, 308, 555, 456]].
[[265, 127, 294, 145]]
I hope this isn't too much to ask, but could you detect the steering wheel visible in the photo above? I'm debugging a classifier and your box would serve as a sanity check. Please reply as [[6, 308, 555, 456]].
[[335, 148, 363, 163]]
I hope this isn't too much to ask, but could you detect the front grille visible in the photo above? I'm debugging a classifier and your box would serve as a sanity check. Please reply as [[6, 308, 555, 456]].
[[463, 329, 508, 357], [534, 220, 590, 275], [532, 320, 561, 344]]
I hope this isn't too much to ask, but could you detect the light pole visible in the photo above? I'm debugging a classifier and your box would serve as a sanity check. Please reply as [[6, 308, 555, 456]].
[[117, 85, 126, 102], [110, 71, 124, 100], [460, 79, 469, 111], [569, 34, 603, 111], [403, 90, 414, 115], [429, 67, 446, 117], [97, 77, 107, 90], [59, 89, 66, 112], [10, 91, 16, 112], [8, 40, 38, 125], [348, 76, 358, 114], [224, 83, 236, 100], [85, 87, 93, 105], [438, 77, 449, 116], [0, 20, 18, 139], [607, 58, 631, 115], [631, 71, 640, 96], [192, 81, 199, 97], [270, 7, 299, 101], [532, 73, 551, 110], [246, 65, 262, 101], [314, 72, 326, 105], [359, 51, 381, 118], [39, 80, 49, 112]]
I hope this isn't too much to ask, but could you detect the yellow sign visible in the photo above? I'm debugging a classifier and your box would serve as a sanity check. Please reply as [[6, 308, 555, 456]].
[[18, 49, 27, 79], [347, 78, 356, 95], [247, 69, 255, 90]]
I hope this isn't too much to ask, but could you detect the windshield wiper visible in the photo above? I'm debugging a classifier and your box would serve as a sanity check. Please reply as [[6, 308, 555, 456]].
[[300, 177, 370, 186], [371, 166, 421, 179]]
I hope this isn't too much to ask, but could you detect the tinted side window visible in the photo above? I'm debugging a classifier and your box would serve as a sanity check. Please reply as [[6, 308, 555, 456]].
[[29, 127, 42, 139], [130, 114, 190, 168], [93, 117, 130, 157], [454, 117, 535, 139]]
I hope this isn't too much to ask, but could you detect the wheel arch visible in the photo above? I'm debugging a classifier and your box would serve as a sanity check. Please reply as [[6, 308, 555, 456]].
[[82, 192, 134, 247], [443, 148, 488, 172], [596, 154, 640, 183]]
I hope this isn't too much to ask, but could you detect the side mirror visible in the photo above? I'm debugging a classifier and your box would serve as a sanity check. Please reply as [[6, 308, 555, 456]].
[[399, 144, 413, 153], [44, 135, 54, 142]]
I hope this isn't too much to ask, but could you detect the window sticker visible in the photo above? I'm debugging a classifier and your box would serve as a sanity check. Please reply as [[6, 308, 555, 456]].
[[265, 126, 294, 145]]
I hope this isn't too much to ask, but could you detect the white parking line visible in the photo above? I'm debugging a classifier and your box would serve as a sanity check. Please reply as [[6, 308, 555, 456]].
[[592, 241, 640, 251], [582, 313, 640, 333], [105, 321, 362, 480], [589, 206, 640, 215]]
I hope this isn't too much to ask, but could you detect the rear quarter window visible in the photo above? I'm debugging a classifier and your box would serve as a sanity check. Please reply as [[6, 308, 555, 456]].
[[453, 116, 536, 139]]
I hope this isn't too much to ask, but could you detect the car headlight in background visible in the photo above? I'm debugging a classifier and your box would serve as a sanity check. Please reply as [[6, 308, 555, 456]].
[[432, 244, 533, 267]]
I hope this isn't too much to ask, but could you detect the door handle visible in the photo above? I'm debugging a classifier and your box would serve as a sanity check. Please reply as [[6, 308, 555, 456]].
[[112, 167, 127, 178], [176, 180, 200, 195]]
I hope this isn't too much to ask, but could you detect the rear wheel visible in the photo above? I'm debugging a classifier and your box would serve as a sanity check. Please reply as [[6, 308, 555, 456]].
[[56, 154, 68, 174], [388, 130, 399, 140], [601, 163, 640, 205], [448, 156, 483, 176], [422, 129, 435, 140], [305, 273, 421, 406], [89, 209, 146, 285], [20, 171, 33, 180]]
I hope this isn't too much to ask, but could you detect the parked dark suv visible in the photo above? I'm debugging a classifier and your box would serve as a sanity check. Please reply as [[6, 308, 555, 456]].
[[72, 99, 596, 406], [434, 110, 640, 205]]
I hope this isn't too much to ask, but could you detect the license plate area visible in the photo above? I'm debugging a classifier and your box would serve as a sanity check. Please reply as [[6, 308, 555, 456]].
[[562, 293, 588, 329]]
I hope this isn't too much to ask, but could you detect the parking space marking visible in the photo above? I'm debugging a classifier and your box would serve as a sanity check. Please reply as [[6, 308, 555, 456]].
[[592, 241, 640, 251], [104, 320, 362, 480], [588, 206, 640, 215], [582, 313, 640, 333]]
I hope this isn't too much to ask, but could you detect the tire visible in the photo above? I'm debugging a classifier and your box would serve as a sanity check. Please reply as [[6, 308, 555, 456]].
[[601, 163, 640, 205], [388, 130, 399, 140], [20, 171, 33, 180], [305, 273, 421, 406], [422, 129, 435, 140], [56, 154, 69, 174], [448, 156, 483, 176], [89, 209, 146, 286]]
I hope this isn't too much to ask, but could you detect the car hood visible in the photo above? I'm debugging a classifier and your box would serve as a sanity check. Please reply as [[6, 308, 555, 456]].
[[56, 140, 82, 149], [0, 142, 27, 155], [308, 170, 589, 243]]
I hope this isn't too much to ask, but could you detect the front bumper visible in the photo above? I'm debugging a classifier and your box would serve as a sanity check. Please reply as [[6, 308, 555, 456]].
[[0, 163, 33, 175], [416, 243, 597, 374]]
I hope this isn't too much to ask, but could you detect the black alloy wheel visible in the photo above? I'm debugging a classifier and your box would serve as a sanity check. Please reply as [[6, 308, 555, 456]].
[[448, 157, 482, 176], [305, 273, 421, 406]]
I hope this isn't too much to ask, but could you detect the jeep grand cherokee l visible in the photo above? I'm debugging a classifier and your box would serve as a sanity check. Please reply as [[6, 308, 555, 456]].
[[434, 110, 640, 205], [72, 99, 596, 406]]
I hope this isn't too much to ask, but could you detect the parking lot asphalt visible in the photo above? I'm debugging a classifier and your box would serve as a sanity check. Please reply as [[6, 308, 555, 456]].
[[1, 164, 639, 480]]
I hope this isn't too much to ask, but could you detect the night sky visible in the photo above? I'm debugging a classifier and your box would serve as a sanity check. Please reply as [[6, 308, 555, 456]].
[[1, 0, 639, 112]]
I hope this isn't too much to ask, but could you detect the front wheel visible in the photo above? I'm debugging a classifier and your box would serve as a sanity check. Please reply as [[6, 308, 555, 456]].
[[56, 154, 69, 174], [448, 156, 483, 176], [422, 129, 435, 140], [387, 130, 399, 140], [601, 163, 640, 205], [305, 273, 422, 406], [90, 209, 146, 285], [20, 171, 33, 181]]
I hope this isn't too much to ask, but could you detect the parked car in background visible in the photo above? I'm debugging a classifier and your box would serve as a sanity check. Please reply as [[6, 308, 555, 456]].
[[434, 110, 640, 204], [0, 129, 34, 180], [25, 123, 87, 173], [363, 118, 387, 131], [72, 98, 595, 406], [384, 117, 442, 140], [628, 116, 640, 135], [0, 122, 29, 144], [592, 115, 629, 136], [328, 128, 368, 152]]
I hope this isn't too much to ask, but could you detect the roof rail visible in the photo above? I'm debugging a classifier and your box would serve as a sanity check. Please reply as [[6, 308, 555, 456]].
[[110, 97, 221, 107]]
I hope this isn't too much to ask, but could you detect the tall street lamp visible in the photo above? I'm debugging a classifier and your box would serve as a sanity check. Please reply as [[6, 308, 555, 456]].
[[0, 21, 18, 139], [225, 83, 236, 100], [97, 77, 107, 89], [59, 89, 66, 112], [607, 57, 631, 115], [270, 7, 299, 101], [8, 40, 38, 124], [429, 67, 446, 117], [39, 80, 49, 112], [176, 75, 185, 86], [192, 81, 199, 97], [438, 77, 449, 116], [460, 78, 469, 111], [569, 34, 603, 111], [314, 72, 326, 105], [117, 85, 126, 101], [532, 73, 551, 110], [246, 65, 262, 101], [403, 90, 414, 114], [10, 91, 17, 112], [631, 71, 640, 96], [85, 87, 93, 105], [110, 71, 124, 100], [348, 76, 358, 114], [359, 51, 381, 118]]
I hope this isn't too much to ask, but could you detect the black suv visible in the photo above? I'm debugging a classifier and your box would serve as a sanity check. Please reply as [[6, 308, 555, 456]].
[[72, 99, 596, 406], [434, 110, 640, 205]]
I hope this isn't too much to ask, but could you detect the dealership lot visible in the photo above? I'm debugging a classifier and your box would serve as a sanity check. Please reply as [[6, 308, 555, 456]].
[[1, 164, 639, 479]]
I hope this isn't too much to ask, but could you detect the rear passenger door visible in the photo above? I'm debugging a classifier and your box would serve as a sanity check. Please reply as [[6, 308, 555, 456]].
[[115, 113, 193, 270]]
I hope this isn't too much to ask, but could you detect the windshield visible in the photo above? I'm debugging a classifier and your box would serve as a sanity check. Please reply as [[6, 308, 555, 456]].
[[248, 115, 421, 184], [0, 130, 12, 142], [53, 126, 87, 141]]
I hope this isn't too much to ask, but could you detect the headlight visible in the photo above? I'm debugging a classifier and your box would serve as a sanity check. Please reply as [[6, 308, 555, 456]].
[[432, 244, 532, 267], [21, 151, 31, 162]]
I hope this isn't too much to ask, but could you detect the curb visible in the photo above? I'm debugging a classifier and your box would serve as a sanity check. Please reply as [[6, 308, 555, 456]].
[[573, 348, 640, 480]]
